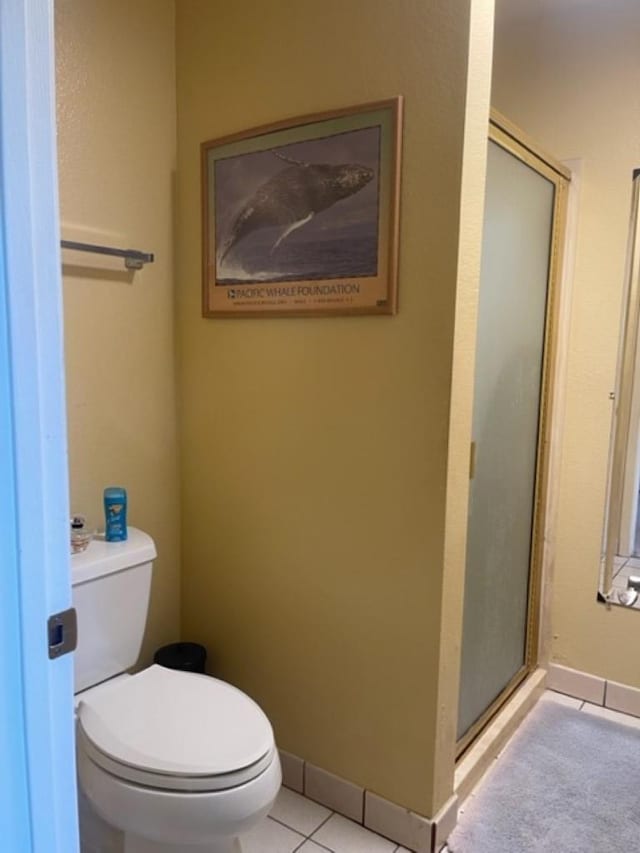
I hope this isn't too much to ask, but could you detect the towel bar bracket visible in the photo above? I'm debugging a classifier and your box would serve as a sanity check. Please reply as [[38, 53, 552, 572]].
[[60, 239, 154, 270]]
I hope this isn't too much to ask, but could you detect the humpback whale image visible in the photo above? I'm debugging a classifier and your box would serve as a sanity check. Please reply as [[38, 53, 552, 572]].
[[218, 150, 375, 264]]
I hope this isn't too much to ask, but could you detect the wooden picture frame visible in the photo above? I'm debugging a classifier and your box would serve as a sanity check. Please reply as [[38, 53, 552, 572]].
[[201, 97, 403, 318]]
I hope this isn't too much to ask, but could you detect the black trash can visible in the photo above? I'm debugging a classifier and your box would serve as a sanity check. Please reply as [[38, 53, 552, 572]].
[[154, 642, 207, 674]]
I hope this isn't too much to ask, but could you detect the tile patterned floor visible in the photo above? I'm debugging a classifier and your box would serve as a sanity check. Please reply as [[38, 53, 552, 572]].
[[243, 786, 409, 852], [249, 689, 640, 852], [612, 554, 629, 578], [80, 688, 640, 852], [604, 555, 640, 608]]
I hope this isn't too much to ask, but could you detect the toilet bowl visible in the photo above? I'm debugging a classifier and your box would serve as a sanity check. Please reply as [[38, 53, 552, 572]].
[[72, 530, 281, 852]]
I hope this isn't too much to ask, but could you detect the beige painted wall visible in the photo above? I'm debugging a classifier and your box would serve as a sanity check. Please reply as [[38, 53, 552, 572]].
[[493, 0, 640, 685], [438, 0, 495, 804], [176, 0, 493, 816], [55, 0, 180, 662]]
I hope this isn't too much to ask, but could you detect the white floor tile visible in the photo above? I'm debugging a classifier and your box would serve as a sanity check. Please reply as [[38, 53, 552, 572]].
[[612, 576, 629, 590], [581, 702, 640, 731], [312, 813, 397, 853], [296, 842, 334, 852], [539, 690, 582, 709], [270, 786, 332, 836], [241, 816, 305, 853], [612, 564, 640, 590]]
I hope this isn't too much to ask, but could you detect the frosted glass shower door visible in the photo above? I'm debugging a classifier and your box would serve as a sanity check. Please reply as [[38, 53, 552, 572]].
[[457, 138, 556, 743]]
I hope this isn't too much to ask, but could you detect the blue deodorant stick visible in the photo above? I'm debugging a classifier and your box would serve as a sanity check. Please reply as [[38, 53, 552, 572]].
[[104, 487, 127, 541]]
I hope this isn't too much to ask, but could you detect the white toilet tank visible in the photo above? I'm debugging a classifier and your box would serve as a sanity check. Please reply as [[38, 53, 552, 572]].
[[71, 528, 156, 693]]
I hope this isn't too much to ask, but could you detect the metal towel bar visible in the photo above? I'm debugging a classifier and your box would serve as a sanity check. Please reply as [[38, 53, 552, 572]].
[[60, 240, 154, 270]]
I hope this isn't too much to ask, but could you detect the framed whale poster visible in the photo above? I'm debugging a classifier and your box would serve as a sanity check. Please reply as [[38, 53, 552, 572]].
[[201, 97, 403, 317]]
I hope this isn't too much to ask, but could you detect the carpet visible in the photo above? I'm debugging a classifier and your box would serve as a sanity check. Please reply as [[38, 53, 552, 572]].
[[447, 699, 640, 852]]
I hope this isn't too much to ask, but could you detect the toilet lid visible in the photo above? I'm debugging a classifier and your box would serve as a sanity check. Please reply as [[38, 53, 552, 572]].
[[77, 665, 274, 779]]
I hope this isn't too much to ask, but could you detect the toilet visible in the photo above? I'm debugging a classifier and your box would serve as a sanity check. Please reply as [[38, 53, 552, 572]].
[[72, 528, 281, 853]]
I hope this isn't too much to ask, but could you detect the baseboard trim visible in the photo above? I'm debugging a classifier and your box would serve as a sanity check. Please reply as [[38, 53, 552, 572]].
[[547, 662, 640, 717], [278, 750, 453, 852], [279, 669, 551, 851]]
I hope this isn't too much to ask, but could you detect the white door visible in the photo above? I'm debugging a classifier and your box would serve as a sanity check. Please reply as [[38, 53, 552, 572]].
[[0, 1, 79, 850]]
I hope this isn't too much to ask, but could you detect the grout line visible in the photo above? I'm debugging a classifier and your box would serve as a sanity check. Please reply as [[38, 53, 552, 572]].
[[308, 811, 335, 839], [268, 815, 307, 839], [292, 836, 335, 852], [275, 784, 438, 852]]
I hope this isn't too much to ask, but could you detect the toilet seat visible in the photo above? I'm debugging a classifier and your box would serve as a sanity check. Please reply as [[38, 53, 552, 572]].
[[77, 665, 276, 792]]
